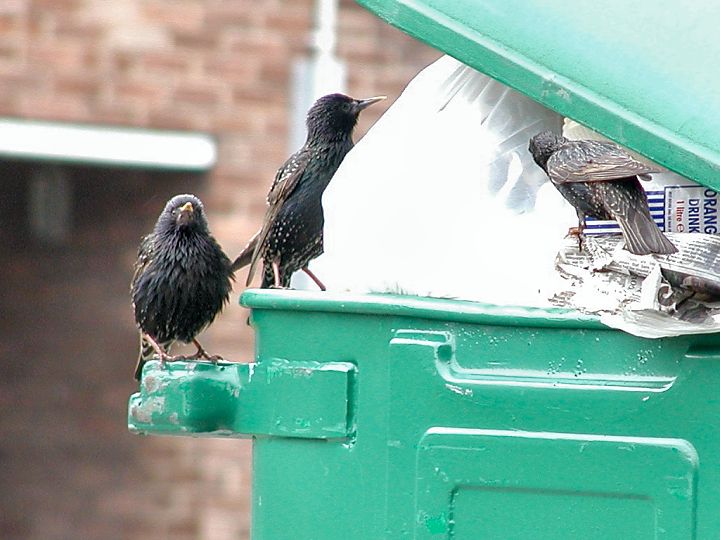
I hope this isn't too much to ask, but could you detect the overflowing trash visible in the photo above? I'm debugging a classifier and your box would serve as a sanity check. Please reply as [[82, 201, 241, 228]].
[[552, 233, 720, 337], [316, 55, 720, 336]]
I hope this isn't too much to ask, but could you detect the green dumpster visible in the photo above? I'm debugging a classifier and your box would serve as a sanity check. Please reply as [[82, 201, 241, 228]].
[[131, 291, 717, 538], [129, 1, 720, 538]]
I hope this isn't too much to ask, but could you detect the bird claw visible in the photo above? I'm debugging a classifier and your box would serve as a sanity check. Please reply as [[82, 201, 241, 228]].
[[203, 354, 224, 364], [567, 226, 585, 252], [191, 350, 223, 362], [163, 354, 190, 363]]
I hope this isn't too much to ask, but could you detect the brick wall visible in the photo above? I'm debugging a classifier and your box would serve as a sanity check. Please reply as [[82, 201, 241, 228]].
[[0, 1, 439, 539]]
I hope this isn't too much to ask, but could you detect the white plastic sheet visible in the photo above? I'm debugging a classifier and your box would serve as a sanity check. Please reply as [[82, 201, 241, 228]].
[[314, 55, 573, 305]]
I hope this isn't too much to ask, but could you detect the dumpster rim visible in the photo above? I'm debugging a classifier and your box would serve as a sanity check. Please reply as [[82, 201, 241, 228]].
[[240, 289, 612, 330]]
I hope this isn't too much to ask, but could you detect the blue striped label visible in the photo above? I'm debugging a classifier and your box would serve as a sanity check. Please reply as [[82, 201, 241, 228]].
[[584, 186, 718, 235]]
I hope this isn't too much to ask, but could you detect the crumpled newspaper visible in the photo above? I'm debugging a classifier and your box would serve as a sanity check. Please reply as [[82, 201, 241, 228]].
[[550, 233, 720, 337]]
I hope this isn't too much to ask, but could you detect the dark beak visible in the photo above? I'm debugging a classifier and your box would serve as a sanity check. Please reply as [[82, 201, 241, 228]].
[[354, 95, 386, 112], [177, 201, 194, 225]]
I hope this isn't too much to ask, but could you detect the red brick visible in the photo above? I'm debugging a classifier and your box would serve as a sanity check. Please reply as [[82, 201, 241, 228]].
[[147, 109, 209, 131], [224, 31, 287, 58], [139, 50, 193, 75], [113, 80, 169, 103], [203, 55, 260, 84], [91, 104, 147, 127], [173, 30, 219, 50], [141, 1, 206, 33], [17, 94, 91, 122], [54, 18, 104, 41], [28, 43, 87, 71], [55, 74, 102, 98], [173, 81, 227, 107], [0, 13, 22, 32], [205, 4, 257, 31], [0, 0, 27, 16]]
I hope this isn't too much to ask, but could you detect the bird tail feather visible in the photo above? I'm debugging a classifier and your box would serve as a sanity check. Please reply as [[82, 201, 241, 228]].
[[260, 268, 273, 289], [231, 232, 259, 272], [134, 335, 173, 381], [616, 211, 678, 256]]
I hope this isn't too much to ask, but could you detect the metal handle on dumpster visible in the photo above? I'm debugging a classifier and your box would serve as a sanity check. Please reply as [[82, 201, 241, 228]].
[[128, 359, 356, 440]]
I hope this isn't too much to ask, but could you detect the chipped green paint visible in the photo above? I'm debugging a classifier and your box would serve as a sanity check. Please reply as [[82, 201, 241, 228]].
[[420, 511, 449, 535], [128, 357, 355, 440]]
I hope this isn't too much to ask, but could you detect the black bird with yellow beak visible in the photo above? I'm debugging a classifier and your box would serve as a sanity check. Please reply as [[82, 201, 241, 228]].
[[131, 194, 233, 380], [232, 93, 386, 289]]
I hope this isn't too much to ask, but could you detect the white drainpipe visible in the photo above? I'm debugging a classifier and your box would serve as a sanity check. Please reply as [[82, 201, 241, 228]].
[[289, 0, 346, 153]]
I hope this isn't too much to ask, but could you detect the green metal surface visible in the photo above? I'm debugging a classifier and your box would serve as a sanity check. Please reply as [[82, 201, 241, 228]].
[[130, 290, 720, 538], [357, 0, 720, 190], [416, 430, 696, 538], [244, 291, 713, 539], [128, 357, 355, 439]]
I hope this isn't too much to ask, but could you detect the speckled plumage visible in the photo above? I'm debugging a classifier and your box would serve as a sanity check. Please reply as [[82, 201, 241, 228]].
[[131, 194, 233, 380], [232, 93, 385, 289], [529, 131, 677, 255]]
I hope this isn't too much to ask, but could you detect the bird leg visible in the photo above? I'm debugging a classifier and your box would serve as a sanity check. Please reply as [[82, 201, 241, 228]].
[[567, 226, 585, 252], [191, 338, 223, 363], [144, 333, 174, 364], [568, 215, 586, 252], [272, 260, 282, 289], [302, 266, 326, 291]]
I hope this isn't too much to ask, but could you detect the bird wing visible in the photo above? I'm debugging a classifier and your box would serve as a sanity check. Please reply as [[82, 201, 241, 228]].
[[547, 140, 664, 184], [245, 149, 310, 286], [593, 181, 677, 255], [131, 234, 154, 292]]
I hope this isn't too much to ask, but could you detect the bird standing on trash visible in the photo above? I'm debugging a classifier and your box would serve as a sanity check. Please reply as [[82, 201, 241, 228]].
[[131, 194, 233, 380], [232, 93, 386, 289], [529, 130, 677, 255]]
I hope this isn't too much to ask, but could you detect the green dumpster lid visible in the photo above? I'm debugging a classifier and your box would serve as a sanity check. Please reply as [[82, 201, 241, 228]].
[[358, 0, 720, 190]]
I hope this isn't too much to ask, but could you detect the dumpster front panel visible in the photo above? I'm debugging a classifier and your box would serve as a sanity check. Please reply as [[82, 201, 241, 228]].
[[241, 291, 718, 539], [415, 429, 696, 539]]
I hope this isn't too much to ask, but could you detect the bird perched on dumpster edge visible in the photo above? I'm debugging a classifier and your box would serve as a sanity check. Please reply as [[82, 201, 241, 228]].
[[528, 130, 677, 255], [131, 194, 233, 380], [231, 93, 386, 289]]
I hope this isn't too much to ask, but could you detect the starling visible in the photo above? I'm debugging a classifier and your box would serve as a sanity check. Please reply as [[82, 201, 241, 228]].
[[232, 93, 386, 289], [131, 194, 233, 380], [529, 130, 677, 255]]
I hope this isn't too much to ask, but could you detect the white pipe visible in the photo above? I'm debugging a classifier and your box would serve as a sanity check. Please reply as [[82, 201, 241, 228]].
[[289, 0, 346, 153], [312, 0, 338, 56]]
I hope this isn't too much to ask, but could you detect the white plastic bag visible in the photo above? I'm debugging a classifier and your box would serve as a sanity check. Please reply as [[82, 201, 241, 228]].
[[313, 55, 574, 306]]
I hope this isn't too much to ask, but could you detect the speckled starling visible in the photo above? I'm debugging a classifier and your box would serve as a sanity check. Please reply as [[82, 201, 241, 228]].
[[529, 131, 677, 255], [232, 93, 386, 289], [131, 194, 233, 380]]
